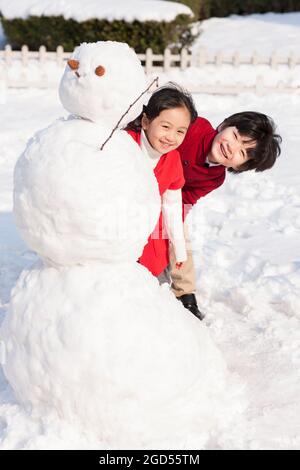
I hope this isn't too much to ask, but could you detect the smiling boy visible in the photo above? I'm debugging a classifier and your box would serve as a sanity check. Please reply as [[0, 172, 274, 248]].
[[170, 111, 282, 320]]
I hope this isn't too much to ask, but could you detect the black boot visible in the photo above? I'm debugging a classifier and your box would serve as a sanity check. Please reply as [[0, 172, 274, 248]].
[[178, 294, 205, 321]]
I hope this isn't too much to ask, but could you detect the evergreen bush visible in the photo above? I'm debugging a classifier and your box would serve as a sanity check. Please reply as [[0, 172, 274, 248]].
[[0, 14, 198, 53]]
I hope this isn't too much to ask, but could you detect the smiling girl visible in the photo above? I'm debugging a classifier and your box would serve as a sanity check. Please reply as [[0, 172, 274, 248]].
[[126, 84, 197, 280]]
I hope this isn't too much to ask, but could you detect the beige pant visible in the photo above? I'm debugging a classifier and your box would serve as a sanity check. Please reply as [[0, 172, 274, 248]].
[[169, 223, 196, 297]]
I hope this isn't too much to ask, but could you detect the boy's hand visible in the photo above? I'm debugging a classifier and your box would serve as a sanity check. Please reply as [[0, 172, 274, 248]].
[[175, 262, 183, 270]]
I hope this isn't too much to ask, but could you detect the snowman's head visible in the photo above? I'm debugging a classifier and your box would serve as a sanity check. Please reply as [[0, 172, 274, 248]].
[[59, 41, 148, 127]]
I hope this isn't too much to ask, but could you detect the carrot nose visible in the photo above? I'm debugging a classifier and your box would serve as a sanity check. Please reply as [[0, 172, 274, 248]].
[[67, 59, 79, 70], [95, 65, 106, 77]]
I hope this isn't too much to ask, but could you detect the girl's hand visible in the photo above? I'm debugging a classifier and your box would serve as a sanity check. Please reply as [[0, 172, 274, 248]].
[[175, 262, 183, 270]]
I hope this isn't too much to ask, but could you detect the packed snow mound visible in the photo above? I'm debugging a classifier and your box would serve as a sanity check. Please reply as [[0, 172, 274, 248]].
[[14, 117, 160, 266], [1, 262, 244, 448], [59, 41, 149, 127]]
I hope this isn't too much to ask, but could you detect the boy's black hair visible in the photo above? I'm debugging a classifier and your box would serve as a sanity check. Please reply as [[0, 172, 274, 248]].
[[126, 82, 198, 132], [219, 111, 282, 173]]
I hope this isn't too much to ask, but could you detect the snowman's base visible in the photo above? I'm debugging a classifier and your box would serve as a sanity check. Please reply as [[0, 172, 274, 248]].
[[1, 261, 245, 448]]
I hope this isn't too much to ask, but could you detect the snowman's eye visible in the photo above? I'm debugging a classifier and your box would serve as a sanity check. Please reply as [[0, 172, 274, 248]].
[[95, 65, 106, 77], [67, 59, 79, 70]]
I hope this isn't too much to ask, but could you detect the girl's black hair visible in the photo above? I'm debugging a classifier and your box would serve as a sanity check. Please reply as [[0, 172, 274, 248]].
[[125, 82, 198, 132], [220, 111, 282, 173]]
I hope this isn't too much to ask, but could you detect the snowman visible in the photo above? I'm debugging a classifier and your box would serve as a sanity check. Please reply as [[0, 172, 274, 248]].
[[0, 41, 243, 448]]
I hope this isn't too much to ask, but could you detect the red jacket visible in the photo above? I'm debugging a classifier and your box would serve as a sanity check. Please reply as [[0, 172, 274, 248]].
[[178, 117, 226, 207], [127, 129, 185, 276]]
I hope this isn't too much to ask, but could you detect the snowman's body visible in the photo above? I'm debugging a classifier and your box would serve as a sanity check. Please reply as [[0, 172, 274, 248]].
[[1, 42, 243, 448], [13, 117, 158, 266]]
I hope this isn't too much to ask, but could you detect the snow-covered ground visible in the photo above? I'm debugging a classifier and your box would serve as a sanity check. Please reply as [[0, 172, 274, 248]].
[[0, 7, 300, 450], [192, 12, 300, 55]]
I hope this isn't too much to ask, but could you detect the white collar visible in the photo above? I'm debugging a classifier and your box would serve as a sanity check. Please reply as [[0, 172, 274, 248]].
[[205, 155, 221, 167], [141, 129, 162, 162]]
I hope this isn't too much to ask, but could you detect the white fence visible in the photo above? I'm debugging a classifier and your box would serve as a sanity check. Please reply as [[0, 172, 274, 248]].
[[1, 44, 299, 94]]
